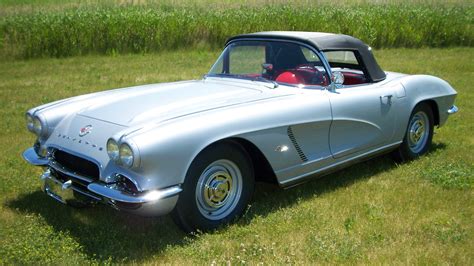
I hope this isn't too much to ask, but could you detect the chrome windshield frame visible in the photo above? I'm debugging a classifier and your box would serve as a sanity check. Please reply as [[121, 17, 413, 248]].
[[207, 38, 333, 90]]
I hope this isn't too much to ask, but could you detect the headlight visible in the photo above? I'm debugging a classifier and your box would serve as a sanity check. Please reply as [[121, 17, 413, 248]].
[[119, 143, 134, 168], [33, 117, 43, 135], [106, 139, 119, 162], [26, 114, 34, 132]]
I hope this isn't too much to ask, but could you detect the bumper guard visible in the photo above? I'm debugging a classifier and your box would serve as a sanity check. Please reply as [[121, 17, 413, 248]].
[[447, 105, 459, 115]]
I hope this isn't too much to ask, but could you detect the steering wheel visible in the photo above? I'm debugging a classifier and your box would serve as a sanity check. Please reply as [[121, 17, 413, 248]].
[[294, 64, 326, 85]]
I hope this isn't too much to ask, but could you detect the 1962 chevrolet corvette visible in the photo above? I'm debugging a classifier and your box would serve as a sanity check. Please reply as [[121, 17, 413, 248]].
[[23, 31, 458, 232]]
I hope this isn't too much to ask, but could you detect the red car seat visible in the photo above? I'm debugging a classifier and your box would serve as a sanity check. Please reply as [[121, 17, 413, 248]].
[[275, 65, 327, 86], [275, 71, 305, 84]]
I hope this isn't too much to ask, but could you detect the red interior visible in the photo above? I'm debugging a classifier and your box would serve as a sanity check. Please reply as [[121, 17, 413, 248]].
[[245, 69, 367, 87], [275, 71, 304, 84], [274, 65, 328, 86], [341, 71, 367, 85]]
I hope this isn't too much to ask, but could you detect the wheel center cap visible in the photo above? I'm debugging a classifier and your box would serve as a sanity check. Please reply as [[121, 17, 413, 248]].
[[211, 181, 228, 198]]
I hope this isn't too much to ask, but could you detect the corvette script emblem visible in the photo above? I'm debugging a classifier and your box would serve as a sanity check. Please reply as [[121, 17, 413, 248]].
[[79, 125, 92, 137]]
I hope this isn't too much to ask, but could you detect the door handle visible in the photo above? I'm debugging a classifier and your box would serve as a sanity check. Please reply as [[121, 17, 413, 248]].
[[380, 94, 393, 105]]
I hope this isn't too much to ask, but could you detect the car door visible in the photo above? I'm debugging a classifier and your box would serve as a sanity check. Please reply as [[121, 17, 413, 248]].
[[328, 83, 397, 158]]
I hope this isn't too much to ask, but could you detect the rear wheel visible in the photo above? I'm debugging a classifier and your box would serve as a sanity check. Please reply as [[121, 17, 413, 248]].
[[172, 141, 254, 233], [394, 103, 434, 161]]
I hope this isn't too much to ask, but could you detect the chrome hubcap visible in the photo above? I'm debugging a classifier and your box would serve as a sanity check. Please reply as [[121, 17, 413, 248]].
[[203, 172, 232, 208], [196, 159, 242, 220], [407, 111, 429, 153]]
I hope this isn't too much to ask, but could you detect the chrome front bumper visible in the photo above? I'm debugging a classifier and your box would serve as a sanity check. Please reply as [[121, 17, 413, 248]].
[[22, 147, 181, 216]]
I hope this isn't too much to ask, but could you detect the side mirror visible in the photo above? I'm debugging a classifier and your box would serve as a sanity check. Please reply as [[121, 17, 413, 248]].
[[262, 63, 273, 73], [331, 71, 344, 85]]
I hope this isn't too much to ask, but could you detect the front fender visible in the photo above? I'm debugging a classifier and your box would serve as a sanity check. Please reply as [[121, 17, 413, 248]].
[[127, 90, 332, 191]]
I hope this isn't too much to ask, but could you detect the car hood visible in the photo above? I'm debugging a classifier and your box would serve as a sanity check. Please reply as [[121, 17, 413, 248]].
[[76, 79, 284, 126]]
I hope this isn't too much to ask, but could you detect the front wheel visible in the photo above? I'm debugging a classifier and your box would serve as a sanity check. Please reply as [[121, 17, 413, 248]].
[[394, 103, 434, 161], [172, 142, 254, 233]]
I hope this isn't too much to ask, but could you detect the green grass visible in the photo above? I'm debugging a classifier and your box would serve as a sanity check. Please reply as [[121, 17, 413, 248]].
[[0, 48, 472, 264], [1, 4, 472, 59]]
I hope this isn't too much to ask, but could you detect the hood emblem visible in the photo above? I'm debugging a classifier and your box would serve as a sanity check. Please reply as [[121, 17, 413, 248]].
[[79, 125, 92, 137]]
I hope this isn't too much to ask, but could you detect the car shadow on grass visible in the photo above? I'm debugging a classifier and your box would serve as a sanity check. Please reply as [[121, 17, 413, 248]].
[[5, 143, 446, 262], [244, 155, 397, 223], [6, 191, 189, 262], [241, 142, 447, 224]]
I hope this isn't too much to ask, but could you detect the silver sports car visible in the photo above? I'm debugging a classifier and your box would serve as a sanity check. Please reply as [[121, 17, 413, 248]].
[[23, 31, 458, 232]]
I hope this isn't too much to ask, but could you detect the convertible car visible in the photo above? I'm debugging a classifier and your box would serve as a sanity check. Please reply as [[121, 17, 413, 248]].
[[23, 31, 458, 232]]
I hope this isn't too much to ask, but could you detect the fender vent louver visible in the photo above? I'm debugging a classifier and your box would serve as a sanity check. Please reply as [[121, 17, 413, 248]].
[[287, 126, 308, 162]]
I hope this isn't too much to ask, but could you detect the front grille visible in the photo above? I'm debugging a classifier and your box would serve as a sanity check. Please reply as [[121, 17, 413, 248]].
[[52, 150, 100, 181], [51, 168, 101, 201]]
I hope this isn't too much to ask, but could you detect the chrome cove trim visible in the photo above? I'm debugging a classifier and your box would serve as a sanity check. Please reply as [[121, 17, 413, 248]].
[[287, 126, 308, 162], [22, 147, 48, 166], [280, 141, 402, 187], [87, 183, 182, 204], [447, 105, 458, 115]]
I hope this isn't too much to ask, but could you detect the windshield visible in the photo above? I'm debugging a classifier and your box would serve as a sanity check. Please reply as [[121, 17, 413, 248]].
[[208, 40, 329, 87]]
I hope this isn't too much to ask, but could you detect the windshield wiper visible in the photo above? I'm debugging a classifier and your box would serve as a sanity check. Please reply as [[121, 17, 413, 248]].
[[252, 76, 279, 89]]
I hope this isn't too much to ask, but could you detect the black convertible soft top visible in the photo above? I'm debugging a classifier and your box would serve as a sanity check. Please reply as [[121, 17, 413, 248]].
[[226, 31, 386, 82]]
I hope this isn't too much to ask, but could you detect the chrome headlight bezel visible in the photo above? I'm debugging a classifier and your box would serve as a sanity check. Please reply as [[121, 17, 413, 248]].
[[119, 143, 134, 168], [26, 113, 34, 132], [33, 117, 43, 135], [26, 112, 52, 139], [106, 139, 120, 162]]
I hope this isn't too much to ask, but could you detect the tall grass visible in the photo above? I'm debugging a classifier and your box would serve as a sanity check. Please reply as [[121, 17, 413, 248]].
[[1, 5, 472, 58]]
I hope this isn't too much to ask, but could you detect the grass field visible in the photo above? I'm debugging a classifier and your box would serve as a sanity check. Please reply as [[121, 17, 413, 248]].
[[0, 48, 472, 264]]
